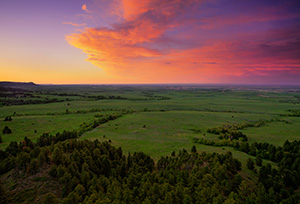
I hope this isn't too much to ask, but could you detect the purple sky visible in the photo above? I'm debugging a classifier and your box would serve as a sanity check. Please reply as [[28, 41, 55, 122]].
[[1, 0, 300, 84]]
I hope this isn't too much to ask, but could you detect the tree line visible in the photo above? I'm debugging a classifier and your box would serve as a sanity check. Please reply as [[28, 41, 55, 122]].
[[1, 137, 299, 203]]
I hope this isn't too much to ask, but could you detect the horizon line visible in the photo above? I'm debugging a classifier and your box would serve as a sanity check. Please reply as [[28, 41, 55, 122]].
[[1, 81, 300, 87]]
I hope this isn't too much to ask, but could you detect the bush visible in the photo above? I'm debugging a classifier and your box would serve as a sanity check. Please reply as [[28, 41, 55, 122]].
[[4, 116, 12, 121], [2, 126, 12, 134]]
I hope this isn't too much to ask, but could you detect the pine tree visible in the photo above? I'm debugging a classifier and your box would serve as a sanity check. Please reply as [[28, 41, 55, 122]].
[[247, 158, 254, 170], [191, 145, 197, 153], [43, 193, 58, 204]]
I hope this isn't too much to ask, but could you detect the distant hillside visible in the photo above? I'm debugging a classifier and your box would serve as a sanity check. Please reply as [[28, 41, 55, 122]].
[[0, 81, 39, 90]]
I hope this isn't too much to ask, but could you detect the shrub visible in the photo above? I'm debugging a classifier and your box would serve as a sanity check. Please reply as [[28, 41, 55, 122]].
[[2, 126, 12, 134]]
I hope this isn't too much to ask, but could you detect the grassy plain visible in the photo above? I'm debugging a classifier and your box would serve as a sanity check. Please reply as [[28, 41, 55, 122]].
[[0, 112, 114, 149], [81, 111, 274, 158], [0, 84, 299, 176]]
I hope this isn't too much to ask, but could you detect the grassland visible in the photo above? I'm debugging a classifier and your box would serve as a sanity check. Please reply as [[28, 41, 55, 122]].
[[1, 83, 300, 201], [1, 85, 299, 170], [0, 111, 116, 149], [80, 111, 274, 158], [80, 110, 281, 181]]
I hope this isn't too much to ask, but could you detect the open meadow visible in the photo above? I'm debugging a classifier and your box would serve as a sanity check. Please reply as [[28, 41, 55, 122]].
[[1, 84, 299, 153], [1, 84, 299, 166]]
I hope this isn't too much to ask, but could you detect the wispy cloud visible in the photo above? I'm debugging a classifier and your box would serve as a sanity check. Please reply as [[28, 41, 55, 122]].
[[66, 0, 300, 84], [63, 22, 87, 27]]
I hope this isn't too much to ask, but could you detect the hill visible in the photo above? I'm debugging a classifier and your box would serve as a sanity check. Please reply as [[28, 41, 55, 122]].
[[0, 81, 39, 90]]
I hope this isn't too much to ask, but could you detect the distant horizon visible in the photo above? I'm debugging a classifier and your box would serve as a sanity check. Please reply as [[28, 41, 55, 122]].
[[2, 81, 300, 87]]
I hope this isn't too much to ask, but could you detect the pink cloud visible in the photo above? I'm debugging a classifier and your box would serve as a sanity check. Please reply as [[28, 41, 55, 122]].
[[63, 22, 87, 27], [65, 0, 300, 84], [82, 4, 92, 13]]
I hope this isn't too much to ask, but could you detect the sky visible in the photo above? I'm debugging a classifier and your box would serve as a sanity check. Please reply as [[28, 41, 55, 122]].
[[1, 0, 300, 84]]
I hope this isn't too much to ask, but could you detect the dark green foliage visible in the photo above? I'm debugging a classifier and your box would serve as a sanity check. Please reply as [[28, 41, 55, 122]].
[[4, 116, 12, 121], [281, 109, 300, 117], [207, 119, 284, 143], [37, 131, 78, 147], [207, 123, 249, 141], [2, 126, 12, 134], [77, 111, 129, 135], [29, 159, 39, 174], [191, 145, 197, 153], [193, 139, 300, 203], [0, 135, 2, 143], [0, 180, 7, 204], [1, 139, 246, 203], [52, 145, 65, 165], [1, 137, 300, 203], [0, 156, 16, 174], [43, 193, 58, 204], [256, 156, 262, 166], [240, 142, 249, 153], [247, 158, 254, 170], [16, 151, 30, 170], [5, 141, 20, 156]]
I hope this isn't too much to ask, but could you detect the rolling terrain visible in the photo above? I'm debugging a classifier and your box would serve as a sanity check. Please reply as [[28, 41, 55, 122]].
[[0, 83, 300, 203]]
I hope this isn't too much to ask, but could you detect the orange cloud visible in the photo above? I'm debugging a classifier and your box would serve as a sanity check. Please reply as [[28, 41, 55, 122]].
[[63, 22, 87, 27], [66, 0, 300, 84], [67, 0, 198, 73], [82, 4, 92, 13]]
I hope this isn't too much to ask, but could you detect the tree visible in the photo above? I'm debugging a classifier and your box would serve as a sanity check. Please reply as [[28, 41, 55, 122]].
[[247, 158, 254, 170], [43, 193, 58, 204], [29, 159, 39, 174], [255, 183, 268, 204], [17, 152, 30, 170], [2, 126, 12, 134], [255, 156, 262, 166], [0, 135, 2, 143], [74, 184, 86, 201], [191, 145, 197, 153], [240, 142, 249, 153], [52, 146, 64, 165]]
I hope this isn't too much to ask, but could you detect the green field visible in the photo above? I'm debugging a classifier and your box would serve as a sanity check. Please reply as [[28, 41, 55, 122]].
[[0, 111, 115, 149], [80, 110, 281, 181], [1, 85, 299, 165], [1, 83, 300, 203], [81, 111, 273, 158]]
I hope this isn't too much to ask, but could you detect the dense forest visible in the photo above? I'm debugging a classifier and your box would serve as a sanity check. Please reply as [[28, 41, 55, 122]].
[[1, 134, 299, 203]]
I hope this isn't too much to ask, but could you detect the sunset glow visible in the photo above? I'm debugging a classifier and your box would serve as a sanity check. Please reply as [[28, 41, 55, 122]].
[[1, 0, 300, 84]]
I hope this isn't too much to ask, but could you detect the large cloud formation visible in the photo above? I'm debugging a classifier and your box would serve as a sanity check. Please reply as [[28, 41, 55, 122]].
[[66, 0, 300, 84]]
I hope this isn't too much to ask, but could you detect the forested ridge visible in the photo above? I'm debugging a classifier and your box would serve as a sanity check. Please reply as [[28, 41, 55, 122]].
[[1, 135, 299, 203]]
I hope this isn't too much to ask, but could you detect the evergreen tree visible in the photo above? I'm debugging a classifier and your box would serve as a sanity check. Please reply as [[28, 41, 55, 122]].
[[247, 158, 254, 170], [256, 156, 262, 166], [191, 145, 197, 153], [43, 193, 58, 204]]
